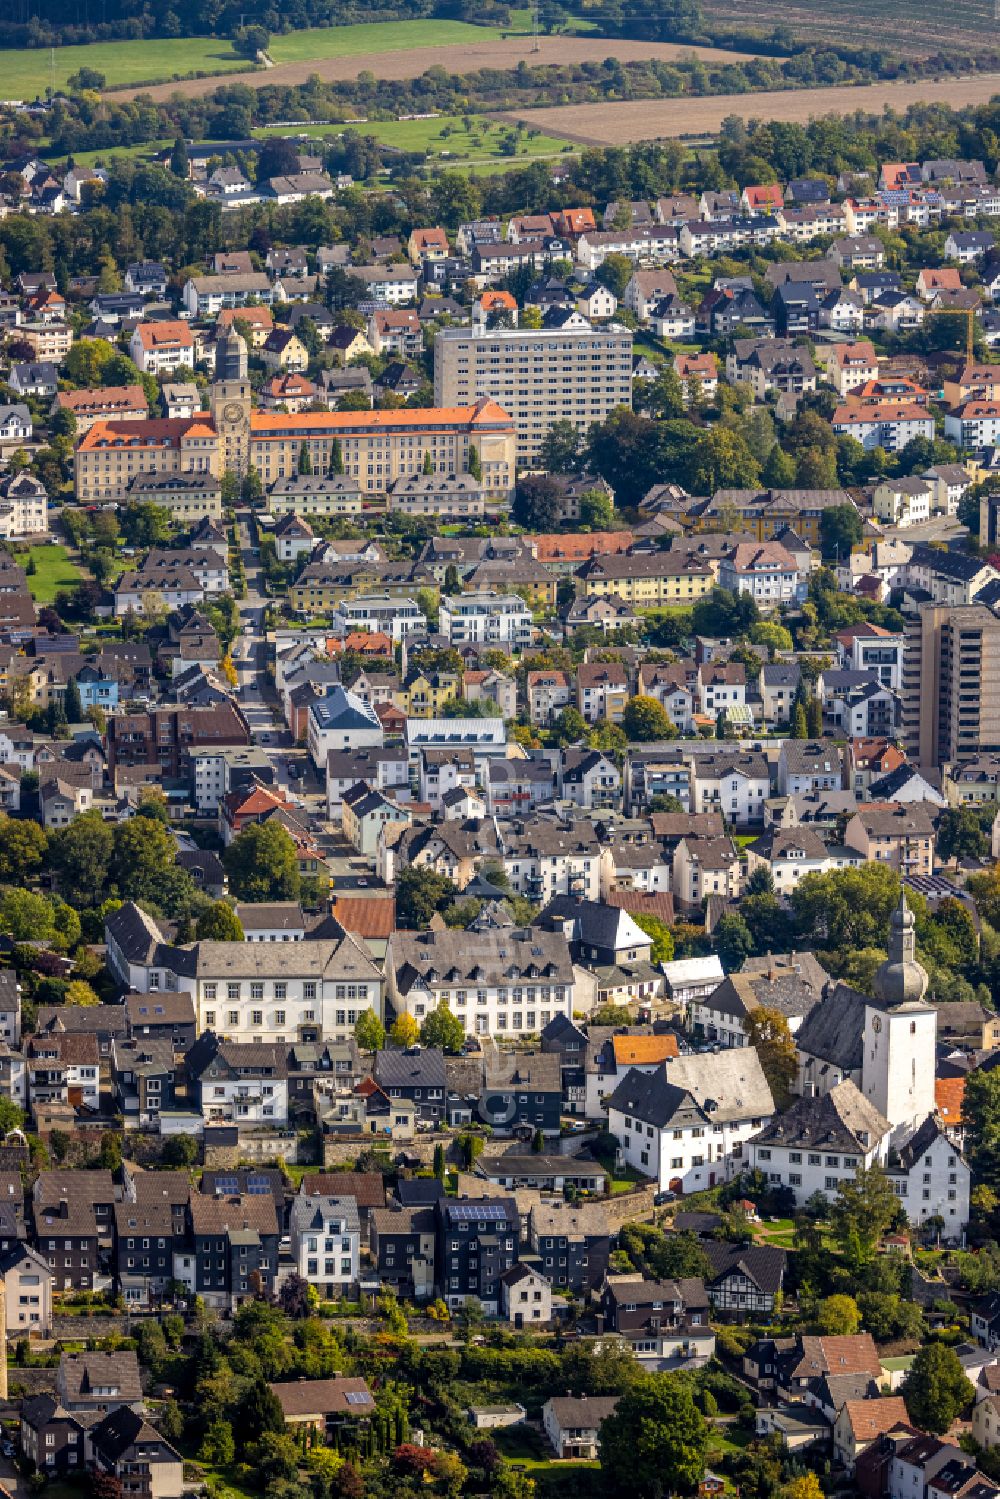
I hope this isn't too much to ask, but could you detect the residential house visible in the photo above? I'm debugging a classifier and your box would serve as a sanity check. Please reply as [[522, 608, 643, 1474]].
[[607, 1049, 774, 1193]]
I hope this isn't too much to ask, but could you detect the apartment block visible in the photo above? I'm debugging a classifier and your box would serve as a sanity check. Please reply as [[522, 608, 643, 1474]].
[[433, 322, 633, 462], [901, 601, 1000, 767]]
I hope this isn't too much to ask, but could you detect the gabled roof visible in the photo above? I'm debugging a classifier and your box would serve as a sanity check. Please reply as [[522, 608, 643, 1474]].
[[753, 1079, 889, 1152], [703, 1240, 787, 1294]]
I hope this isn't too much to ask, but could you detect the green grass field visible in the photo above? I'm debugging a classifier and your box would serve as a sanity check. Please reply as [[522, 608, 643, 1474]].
[[0, 19, 511, 99], [256, 114, 571, 159], [267, 19, 505, 63], [0, 37, 252, 97], [24, 545, 83, 604]]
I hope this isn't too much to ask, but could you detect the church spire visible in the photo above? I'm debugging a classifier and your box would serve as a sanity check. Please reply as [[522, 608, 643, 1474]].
[[873, 890, 928, 1009]]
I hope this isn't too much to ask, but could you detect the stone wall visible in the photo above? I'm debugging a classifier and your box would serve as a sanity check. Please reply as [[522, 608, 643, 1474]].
[[604, 1183, 657, 1226], [205, 1134, 301, 1168], [6, 1366, 58, 1397], [51, 1314, 136, 1338]]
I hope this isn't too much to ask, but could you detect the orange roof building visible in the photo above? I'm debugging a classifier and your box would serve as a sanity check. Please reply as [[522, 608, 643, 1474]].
[[130, 319, 194, 354], [76, 396, 516, 503], [478, 289, 518, 314], [248, 398, 516, 498], [553, 207, 597, 236], [75, 416, 220, 502], [611, 1034, 679, 1067], [531, 530, 634, 565], [934, 1076, 966, 1128]]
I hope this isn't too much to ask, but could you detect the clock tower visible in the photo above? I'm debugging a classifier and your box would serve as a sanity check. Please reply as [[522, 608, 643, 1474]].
[[210, 327, 251, 476], [861, 892, 936, 1138]]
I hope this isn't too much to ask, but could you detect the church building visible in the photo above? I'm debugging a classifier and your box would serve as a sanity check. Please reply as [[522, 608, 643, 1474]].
[[748, 894, 970, 1230]]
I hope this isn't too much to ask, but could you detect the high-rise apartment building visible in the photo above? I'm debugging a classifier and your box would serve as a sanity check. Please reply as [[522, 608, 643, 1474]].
[[433, 321, 633, 462], [901, 601, 1000, 766]]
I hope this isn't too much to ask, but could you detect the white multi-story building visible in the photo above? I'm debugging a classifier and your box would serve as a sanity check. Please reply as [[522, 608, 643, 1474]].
[[749, 1079, 891, 1203], [718, 542, 799, 609], [192, 1039, 289, 1125], [307, 686, 384, 769], [439, 591, 533, 650], [386, 926, 575, 1040], [945, 400, 1000, 449], [289, 1191, 360, 1299], [105, 902, 384, 1045], [886, 1115, 970, 1231], [689, 754, 770, 825], [190, 746, 273, 814], [0, 471, 47, 539], [502, 820, 602, 903], [608, 1050, 774, 1194], [337, 595, 425, 641]]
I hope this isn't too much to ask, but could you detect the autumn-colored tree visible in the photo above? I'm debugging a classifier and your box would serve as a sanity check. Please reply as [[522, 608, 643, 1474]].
[[742, 1005, 798, 1107]]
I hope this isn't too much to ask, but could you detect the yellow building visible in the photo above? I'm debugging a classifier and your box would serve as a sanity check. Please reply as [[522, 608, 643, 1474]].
[[402, 673, 462, 717], [688, 489, 859, 546], [75, 417, 221, 503], [576, 553, 714, 609], [76, 393, 516, 506], [249, 402, 515, 499], [289, 563, 436, 615]]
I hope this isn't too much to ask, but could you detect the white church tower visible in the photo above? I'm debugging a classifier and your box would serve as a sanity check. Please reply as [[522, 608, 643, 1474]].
[[861, 892, 936, 1141]]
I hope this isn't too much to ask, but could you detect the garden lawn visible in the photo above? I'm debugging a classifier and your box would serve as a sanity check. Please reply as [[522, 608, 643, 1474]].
[[707, 1423, 754, 1456], [0, 37, 250, 96], [755, 1217, 796, 1247], [494, 1424, 599, 1472], [24, 545, 83, 604]]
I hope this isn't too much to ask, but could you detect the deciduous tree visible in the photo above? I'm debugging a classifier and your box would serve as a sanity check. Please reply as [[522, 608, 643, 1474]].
[[599, 1374, 708, 1497], [354, 1009, 385, 1052], [902, 1342, 974, 1433], [831, 1164, 901, 1270], [622, 694, 677, 742], [742, 1005, 797, 1107], [223, 823, 301, 903], [420, 1002, 465, 1053], [195, 901, 244, 941]]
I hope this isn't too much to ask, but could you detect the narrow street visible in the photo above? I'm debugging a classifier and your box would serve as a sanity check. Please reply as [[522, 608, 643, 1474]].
[[233, 509, 325, 814]]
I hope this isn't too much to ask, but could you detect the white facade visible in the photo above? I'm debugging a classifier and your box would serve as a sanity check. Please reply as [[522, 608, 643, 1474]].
[[874, 480, 932, 526], [610, 1095, 769, 1195], [503, 846, 602, 904], [338, 595, 424, 641], [108, 915, 385, 1047], [200, 1070, 289, 1125], [307, 692, 384, 768], [440, 591, 533, 649], [690, 766, 769, 824], [861, 998, 937, 1135], [945, 404, 1000, 449], [0, 477, 47, 539], [290, 1194, 360, 1299], [889, 1442, 963, 1499], [889, 1125, 971, 1231], [751, 1133, 887, 1204]]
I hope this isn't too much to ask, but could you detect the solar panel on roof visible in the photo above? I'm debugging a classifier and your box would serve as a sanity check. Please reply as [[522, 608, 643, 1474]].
[[345, 1391, 371, 1406]]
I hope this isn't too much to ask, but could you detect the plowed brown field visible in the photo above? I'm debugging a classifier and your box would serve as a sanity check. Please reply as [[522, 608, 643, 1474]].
[[113, 34, 760, 101], [494, 73, 1000, 145]]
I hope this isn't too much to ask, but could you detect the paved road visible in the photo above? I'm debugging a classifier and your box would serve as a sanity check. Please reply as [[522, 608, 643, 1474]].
[[233, 511, 326, 815], [0, 1452, 26, 1497]]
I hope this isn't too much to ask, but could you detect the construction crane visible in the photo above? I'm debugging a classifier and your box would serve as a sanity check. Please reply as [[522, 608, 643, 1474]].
[[929, 303, 977, 364]]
